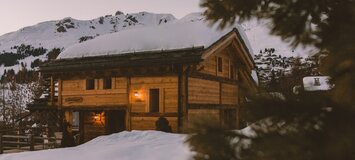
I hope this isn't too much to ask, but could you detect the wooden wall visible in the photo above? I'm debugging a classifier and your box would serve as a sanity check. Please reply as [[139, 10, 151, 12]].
[[188, 77, 220, 104], [129, 76, 178, 132], [188, 77, 238, 105], [131, 117, 177, 132], [61, 77, 128, 107], [221, 83, 238, 104], [83, 111, 106, 142], [200, 48, 235, 79], [130, 76, 178, 113]]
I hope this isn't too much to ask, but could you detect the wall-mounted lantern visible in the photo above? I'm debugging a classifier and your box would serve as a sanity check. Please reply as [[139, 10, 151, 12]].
[[134, 90, 143, 102], [134, 91, 139, 97], [93, 112, 104, 125]]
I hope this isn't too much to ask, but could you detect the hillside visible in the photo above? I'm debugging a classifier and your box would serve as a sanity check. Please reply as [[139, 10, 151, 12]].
[[0, 11, 175, 75], [0, 11, 316, 76]]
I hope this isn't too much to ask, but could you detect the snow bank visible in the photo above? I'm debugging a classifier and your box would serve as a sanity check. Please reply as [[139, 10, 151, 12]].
[[0, 131, 192, 160], [57, 13, 254, 59]]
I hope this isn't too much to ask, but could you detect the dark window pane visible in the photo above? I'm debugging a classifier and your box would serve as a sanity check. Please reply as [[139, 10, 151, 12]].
[[86, 79, 95, 90], [217, 57, 223, 72], [230, 65, 235, 79], [149, 89, 159, 112], [103, 78, 112, 89]]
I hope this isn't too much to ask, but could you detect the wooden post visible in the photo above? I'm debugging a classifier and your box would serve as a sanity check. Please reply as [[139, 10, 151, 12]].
[[177, 65, 183, 133], [0, 134, 3, 154], [50, 77, 54, 105], [58, 78, 62, 106], [29, 134, 34, 151]]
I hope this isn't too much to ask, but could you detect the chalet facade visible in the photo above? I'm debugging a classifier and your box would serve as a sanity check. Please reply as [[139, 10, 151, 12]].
[[28, 16, 258, 143]]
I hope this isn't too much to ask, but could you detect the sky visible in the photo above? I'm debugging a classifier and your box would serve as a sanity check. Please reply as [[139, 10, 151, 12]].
[[0, 0, 202, 36]]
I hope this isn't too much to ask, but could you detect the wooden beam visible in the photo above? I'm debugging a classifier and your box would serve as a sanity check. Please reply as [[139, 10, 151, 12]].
[[60, 105, 128, 111], [50, 77, 54, 105], [58, 78, 62, 107], [177, 64, 183, 132], [40, 49, 203, 73], [130, 112, 178, 117], [189, 71, 240, 85], [127, 77, 132, 130], [50, 66, 179, 80], [187, 103, 238, 109]]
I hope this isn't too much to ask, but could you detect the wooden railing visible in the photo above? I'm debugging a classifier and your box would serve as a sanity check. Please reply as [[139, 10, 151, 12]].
[[0, 134, 62, 154]]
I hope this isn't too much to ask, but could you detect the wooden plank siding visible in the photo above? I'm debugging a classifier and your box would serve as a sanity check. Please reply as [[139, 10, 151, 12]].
[[61, 78, 128, 107], [200, 47, 236, 79], [129, 76, 179, 131], [188, 78, 238, 105], [221, 83, 239, 105], [130, 76, 178, 113], [131, 117, 178, 132], [186, 44, 243, 129], [188, 77, 220, 104]]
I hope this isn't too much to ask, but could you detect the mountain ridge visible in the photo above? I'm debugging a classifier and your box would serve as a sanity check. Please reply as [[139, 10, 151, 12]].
[[0, 11, 316, 76]]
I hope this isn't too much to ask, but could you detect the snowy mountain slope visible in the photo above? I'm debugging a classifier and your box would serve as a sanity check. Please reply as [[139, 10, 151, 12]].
[[0, 11, 316, 76], [0, 12, 175, 52], [0, 11, 175, 75]]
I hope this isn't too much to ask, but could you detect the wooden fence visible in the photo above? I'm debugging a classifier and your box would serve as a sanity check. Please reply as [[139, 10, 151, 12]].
[[0, 134, 62, 154]]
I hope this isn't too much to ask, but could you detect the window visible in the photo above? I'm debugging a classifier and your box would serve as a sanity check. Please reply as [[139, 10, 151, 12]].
[[229, 62, 235, 79], [86, 79, 95, 90], [103, 78, 112, 89], [217, 57, 223, 72], [72, 111, 80, 131], [149, 89, 160, 112]]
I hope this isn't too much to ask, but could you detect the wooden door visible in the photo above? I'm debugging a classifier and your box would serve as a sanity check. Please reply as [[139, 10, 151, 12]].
[[106, 110, 126, 134]]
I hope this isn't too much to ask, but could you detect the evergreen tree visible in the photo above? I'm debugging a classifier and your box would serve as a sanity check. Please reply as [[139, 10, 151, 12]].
[[201, 0, 355, 105], [186, 1, 355, 159]]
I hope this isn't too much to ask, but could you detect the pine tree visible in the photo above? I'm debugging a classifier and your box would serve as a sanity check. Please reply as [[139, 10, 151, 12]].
[[186, 1, 355, 159], [201, 0, 355, 105]]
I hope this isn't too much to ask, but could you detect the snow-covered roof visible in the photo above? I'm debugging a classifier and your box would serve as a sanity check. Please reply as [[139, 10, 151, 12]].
[[57, 13, 254, 59], [303, 76, 333, 91]]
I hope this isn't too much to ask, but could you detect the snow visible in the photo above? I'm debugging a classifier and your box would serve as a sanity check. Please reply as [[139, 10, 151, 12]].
[[303, 76, 333, 91], [0, 12, 176, 75], [0, 130, 192, 160], [57, 13, 254, 59], [0, 129, 256, 160], [251, 70, 259, 86], [0, 11, 318, 75]]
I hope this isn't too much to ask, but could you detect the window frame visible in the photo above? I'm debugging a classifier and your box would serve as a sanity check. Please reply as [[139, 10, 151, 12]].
[[217, 56, 223, 73], [229, 60, 235, 79], [149, 88, 160, 113], [103, 78, 112, 90], [86, 79, 95, 90]]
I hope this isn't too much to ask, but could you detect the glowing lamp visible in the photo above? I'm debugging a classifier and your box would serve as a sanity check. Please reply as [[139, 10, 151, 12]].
[[134, 91, 139, 97], [93, 113, 101, 121]]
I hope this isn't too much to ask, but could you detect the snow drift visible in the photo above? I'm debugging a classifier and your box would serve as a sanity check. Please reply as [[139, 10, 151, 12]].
[[0, 131, 192, 160]]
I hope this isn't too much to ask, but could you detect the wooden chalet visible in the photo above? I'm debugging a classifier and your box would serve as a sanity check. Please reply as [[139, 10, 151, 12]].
[[28, 18, 258, 143]]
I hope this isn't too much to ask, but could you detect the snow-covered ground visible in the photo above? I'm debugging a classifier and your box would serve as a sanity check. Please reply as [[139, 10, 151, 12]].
[[0, 131, 192, 160]]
